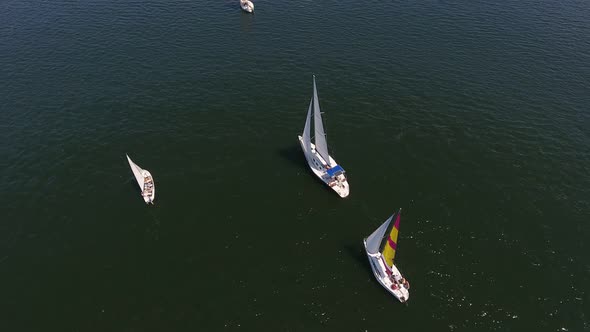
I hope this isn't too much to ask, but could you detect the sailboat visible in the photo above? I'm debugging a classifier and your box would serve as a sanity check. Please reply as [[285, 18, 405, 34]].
[[363, 209, 410, 302], [240, 0, 254, 13], [297, 76, 350, 198], [126, 154, 155, 204]]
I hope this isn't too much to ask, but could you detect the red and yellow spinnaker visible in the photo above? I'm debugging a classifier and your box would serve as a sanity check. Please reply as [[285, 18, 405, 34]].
[[381, 211, 401, 267]]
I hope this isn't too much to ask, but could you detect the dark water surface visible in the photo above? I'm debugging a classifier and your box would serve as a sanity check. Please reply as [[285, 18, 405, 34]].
[[1, 0, 589, 330]]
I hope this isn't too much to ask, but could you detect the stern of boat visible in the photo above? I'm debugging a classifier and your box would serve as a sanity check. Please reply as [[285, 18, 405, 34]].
[[332, 179, 349, 198], [364, 240, 410, 303]]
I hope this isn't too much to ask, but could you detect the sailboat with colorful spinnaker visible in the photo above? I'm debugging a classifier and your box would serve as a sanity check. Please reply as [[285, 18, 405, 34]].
[[297, 75, 349, 198], [363, 209, 410, 302]]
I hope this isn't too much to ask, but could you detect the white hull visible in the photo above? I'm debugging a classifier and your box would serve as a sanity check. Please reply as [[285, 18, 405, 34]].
[[240, 0, 254, 12], [298, 136, 349, 198], [140, 170, 156, 204], [363, 239, 410, 302], [126, 155, 156, 205]]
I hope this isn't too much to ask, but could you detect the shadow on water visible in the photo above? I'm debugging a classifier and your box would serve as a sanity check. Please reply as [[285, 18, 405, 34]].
[[344, 243, 404, 302], [125, 177, 138, 194], [125, 174, 149, 206], [224, 0, 240, 10], [127, 182, 144, 204], [278, 145, 306, 167], [343, 243, 373, 278]]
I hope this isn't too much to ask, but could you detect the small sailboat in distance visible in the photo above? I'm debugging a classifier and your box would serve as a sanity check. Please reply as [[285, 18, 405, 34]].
[[297, 75, 350, 198], [126, 154, 155, 204], [363, 209, 410, 302], [240, 0, 254, 13]]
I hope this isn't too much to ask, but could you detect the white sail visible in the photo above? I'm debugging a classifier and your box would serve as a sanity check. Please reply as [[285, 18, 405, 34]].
[[365, 214, 394, 254], [126, 154, 145, 191], [302, 98, 312, 151], [312, 76, 330, 164]]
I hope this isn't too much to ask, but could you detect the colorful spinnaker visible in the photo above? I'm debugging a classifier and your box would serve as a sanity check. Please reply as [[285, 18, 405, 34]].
[[381, 211, 401, 268]]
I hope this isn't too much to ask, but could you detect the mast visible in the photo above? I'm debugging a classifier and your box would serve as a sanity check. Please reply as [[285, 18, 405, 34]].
[[312, 76, 330, 165], [366, 214, 394, 255], [302, 98, 312, 151]]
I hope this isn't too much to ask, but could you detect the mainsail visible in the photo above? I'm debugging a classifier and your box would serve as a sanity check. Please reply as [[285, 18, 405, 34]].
[[312, 76, 330, 164], [302, 98, 312, 151], [126, 154, 145, 191], [365, 213, 394, 255], [382, 210, 401, 267]]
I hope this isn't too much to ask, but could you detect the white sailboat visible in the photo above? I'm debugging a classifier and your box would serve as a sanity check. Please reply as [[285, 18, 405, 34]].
[[126, 154, 155, 204], [363, 209, 410, 302], [297, 76, 350, 198], [240, 0, 254, 13]]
